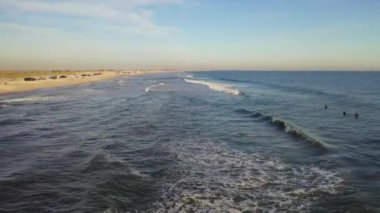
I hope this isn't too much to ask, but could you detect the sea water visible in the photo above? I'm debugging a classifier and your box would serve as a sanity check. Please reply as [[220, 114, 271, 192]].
[[0, 71, 379, 212]]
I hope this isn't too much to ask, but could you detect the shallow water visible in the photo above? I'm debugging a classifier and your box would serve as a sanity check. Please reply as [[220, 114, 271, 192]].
[[0, 71, 379, 212]]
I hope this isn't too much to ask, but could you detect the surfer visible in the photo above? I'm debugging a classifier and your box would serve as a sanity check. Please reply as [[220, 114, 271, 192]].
[[324, 105, 328, 109], [354, 112, 359, 119], [343, 111, 346, 116]]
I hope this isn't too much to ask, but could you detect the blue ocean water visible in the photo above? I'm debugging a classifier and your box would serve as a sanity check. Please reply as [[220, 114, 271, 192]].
[[0, 71, 379, 212]]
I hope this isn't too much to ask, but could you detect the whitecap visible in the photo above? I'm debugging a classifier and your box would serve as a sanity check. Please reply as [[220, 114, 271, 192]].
[[0, 103, 13, 108], [152, 140, 343, 212], [1, 96, 56, 104], [184, 79, 241, 96], [145, 82, 165, 92]]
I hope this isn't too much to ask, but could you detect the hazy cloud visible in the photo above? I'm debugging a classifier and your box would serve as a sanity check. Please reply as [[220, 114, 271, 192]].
[[0, 0, 182, 37]]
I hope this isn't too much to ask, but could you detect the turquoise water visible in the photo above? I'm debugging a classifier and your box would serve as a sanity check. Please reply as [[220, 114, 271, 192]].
[[0, 71, 379, 212]]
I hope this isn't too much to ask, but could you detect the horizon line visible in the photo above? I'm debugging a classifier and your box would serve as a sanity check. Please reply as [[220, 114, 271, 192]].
[[1, 69, 380, 72]]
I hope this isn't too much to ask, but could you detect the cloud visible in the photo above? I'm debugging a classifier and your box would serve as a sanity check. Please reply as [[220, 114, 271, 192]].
[[0, 0, 182, 37]]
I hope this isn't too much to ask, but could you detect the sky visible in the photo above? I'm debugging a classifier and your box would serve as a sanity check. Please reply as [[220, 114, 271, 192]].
[[0, 0, 379, 71]]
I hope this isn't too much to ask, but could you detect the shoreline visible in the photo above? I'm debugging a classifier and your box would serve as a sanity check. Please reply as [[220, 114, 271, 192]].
[[0, 70, 156, 95]]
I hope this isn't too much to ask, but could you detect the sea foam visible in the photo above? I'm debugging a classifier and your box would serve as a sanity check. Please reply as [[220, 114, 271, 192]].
[[0, 96, 57, 104], [145, 82, 165, 92], [184, 79, 241, 96], [152, 140, 342, 212]]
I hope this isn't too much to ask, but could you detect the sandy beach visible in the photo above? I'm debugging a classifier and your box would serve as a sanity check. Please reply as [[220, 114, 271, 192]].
[[0, 70, 151, 95]]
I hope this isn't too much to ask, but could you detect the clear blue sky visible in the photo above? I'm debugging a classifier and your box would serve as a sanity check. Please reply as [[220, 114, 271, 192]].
[[0, 0, 379, 70]]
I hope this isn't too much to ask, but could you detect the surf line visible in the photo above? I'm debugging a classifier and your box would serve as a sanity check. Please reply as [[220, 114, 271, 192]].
[[145, 82, 165, 92], [184, 78, 242, 96], [235, 108, 328, 152]]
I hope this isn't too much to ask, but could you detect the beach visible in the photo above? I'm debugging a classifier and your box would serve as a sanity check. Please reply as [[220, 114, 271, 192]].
[[0, 70, 152, 95]]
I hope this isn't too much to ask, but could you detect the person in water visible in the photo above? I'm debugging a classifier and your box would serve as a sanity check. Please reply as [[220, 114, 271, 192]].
[[355, 112, 359, 119], [324, 105, 328, 109], [343, 111, 346, 116]]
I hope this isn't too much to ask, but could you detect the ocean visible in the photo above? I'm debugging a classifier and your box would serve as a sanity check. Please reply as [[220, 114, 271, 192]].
[[0, 71, 379, 212]]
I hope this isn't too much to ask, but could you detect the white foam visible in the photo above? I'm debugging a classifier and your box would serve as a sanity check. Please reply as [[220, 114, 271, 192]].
[[152, 140, 343, 212], [1, 96, 56, 104], [145, 82, 165, 92], [0, 104, 12, 108], [184, 79, 241, 96]]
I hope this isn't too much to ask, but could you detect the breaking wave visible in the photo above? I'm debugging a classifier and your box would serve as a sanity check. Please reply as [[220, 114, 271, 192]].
[[0, 103, 12, 108], [145, 82, 165, 92], [0, 96, 64, 105], [272, 118, 327, 151], [184, 79, 242, 96], [152, 140, 342, 212], [79, 88, 104, 95], [235, 109, 327, 151]]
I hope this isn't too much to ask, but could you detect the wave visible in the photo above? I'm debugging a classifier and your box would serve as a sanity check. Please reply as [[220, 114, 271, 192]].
[[0, 118, 36, 125], [184, 79, 242, 96], [272, 118, 327, 150], [234, 108, 327, 151], [0, 96, 60, 105], [145, 82, 165, 92], [152, 140, 342, 212], [0, 103, 12, 108], [217, 77, 347, 101], [81, 153, 124, 173], [234, 108, 252, 114]]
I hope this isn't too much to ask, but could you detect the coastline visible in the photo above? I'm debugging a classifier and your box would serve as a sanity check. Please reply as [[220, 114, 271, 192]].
[[0, 70, 154, 95]]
